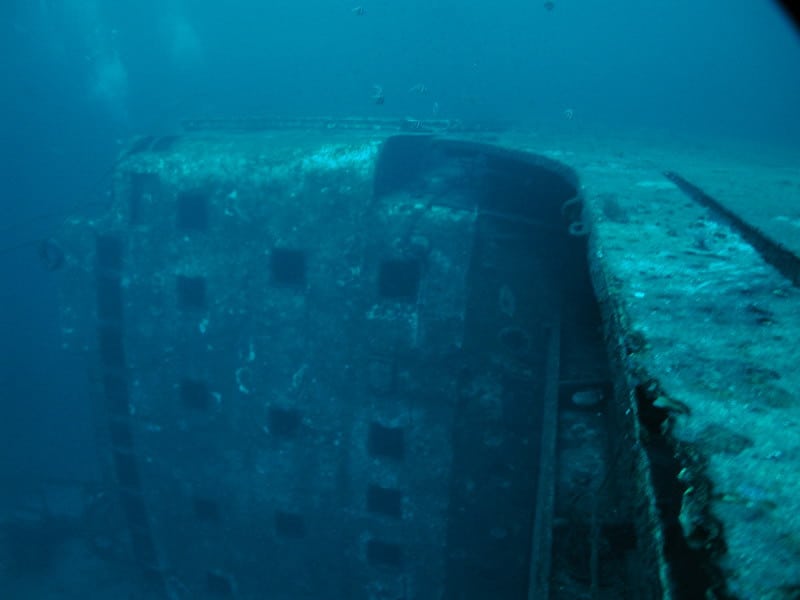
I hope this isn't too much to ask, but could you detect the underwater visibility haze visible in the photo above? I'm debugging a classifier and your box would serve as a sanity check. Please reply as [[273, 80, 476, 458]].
[[1, 1, 799, 599]]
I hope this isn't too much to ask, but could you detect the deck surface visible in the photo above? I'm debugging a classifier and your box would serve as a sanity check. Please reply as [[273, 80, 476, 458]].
[[507, 129, 800, 599]]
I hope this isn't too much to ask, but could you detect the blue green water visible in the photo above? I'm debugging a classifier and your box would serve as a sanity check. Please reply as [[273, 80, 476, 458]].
[[0, 0, 797, 577]]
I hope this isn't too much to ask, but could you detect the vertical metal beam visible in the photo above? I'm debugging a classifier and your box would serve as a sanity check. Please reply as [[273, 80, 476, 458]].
[[527, 322, 561, 600], [94, 234, 165, 596]]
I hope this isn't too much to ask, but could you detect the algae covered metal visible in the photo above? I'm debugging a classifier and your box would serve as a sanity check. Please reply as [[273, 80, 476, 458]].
[[57, 121, 680, 599]]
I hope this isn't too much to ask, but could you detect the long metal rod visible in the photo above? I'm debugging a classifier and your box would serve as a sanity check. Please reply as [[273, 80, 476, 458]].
[[527, 321, 561, 600]]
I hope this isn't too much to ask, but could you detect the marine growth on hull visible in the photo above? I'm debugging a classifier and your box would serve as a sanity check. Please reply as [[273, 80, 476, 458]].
[[55, 124, 758, 599]]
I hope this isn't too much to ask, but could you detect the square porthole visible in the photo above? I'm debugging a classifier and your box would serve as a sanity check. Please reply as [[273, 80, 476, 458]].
[[270, 248, 307, 287], [181, 379, 210, 410], [367, 539, 404, 567], [274, 511, 306, 538], [177, 189, 209, 231], [194, 497, 221, 523], [176, 276, 206, 310], [206, 571, 235, 597], [367, 485, 403, 518], [368, 423, 405, 460], [267, 407, 301, 437], [378, 259, 421, 301]]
